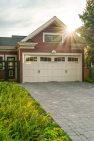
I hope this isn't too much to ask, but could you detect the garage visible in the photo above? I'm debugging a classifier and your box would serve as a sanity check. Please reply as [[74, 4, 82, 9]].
[[22, 53, 82, 82]]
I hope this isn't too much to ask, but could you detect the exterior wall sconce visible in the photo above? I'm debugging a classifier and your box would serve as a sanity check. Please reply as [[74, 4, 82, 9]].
[[52, 50, 56, 54]]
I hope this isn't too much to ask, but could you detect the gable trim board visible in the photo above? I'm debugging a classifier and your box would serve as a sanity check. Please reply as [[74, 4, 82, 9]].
[[0, 16, 84, 82]]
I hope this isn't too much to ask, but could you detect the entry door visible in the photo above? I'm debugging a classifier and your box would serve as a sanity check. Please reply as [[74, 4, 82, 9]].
[[7, 57, 15, 79]]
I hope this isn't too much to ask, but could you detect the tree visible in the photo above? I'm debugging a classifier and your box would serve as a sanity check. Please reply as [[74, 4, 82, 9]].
[[79, 0, 94, 65]]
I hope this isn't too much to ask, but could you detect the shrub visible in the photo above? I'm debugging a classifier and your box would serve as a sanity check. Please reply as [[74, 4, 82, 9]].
[[0, 82, 72, 141]]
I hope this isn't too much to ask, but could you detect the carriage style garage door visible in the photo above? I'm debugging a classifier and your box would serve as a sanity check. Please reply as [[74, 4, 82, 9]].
[[23, 54, 82, 82]]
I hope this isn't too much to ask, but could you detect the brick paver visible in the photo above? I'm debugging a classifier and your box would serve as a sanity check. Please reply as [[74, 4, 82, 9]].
[[22, 82, 94, 141]]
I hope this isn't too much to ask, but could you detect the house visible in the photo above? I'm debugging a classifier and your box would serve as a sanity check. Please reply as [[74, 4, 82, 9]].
[[0, 16, 84, 82]]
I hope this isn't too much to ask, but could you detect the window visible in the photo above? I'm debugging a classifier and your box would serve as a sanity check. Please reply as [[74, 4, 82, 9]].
[[25, 56, 37, 63], [68, 57, 78, 62], [54, 57, 65, 62], [7, 57, 15, 61], [40, 57, 51, 62], [7, 57, 15, 69], [9, 70, 14, 77], [0, 56, 3, 69], [43, 33, 63, 43]]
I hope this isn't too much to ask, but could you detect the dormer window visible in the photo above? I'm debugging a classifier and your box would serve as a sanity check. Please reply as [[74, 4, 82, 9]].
[[43, 33, 63, 43]]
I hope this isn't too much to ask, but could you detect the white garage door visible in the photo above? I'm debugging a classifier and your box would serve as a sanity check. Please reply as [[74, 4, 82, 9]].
[[23, 54, 82, 82]]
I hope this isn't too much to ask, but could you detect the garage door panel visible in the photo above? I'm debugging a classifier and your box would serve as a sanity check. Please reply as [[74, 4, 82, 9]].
[[23, 55, 82, 82], [23, 70, 34, 76], [66, 64, 79, 69], [24, 70, 39, 77]]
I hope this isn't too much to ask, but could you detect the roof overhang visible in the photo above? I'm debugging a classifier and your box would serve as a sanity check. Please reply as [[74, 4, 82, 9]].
[[0, 45, 16, 50], [17, 42, 38, 49]]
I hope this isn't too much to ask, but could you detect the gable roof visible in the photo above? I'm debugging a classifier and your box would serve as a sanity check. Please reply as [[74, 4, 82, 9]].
[[21, 16, 66, 42]]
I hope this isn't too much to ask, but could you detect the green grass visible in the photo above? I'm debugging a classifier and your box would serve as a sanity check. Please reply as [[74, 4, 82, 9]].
[[0, 82, 72, 141]]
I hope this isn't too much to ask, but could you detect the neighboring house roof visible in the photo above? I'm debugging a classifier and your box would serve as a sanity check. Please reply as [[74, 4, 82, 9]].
[[21, 16, 66, 42], [0, 35, 26, 50]]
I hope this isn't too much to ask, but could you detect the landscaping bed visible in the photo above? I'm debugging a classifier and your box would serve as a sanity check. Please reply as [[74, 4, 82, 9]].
[[0, 82, 71, 141]]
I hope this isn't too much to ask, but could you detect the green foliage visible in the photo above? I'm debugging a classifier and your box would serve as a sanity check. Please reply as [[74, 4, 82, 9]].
[[78, 0, 94, 64], [0, 82, 71, 141], [85, 77, 94, 83]]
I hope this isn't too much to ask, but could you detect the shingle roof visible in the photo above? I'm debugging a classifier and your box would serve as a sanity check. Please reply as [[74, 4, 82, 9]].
[[0, 35, 26, 50]]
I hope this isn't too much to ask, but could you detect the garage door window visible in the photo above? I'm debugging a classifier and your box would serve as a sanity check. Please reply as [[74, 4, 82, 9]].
[[54, 57, 65, 62], [40, 57, 51, 62], [68, 57, 78, 62], [25, 56, 37, 63]]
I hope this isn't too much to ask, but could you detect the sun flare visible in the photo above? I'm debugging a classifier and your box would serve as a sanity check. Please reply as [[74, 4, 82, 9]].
[[66, 25, 76, 34]]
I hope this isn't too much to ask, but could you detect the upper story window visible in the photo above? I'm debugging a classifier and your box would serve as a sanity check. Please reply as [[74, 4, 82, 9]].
[[43, 33, 63, 43]]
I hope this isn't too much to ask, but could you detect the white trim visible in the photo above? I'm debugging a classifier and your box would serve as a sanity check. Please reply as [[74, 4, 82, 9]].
[[0, 50, 17, 52], [5, 55, 17, 61], [18, 48, 20, 61], [17, 46, 35, 49], [21, 16, 66, 42], [22, 52, 82, 64], [24, 55, 37, 64], [0, 55, 4, 58], [18, 42, 38, 47], [43, 32, 64, 43], [22, 52, 82, 56]]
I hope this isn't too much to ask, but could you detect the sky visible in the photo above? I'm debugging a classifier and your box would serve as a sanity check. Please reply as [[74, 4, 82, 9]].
[[0, 0, 86, 37]]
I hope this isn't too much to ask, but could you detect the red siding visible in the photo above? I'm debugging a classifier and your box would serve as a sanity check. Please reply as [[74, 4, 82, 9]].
[[0, 51, 17, 55], [0, 70, 5, 79], [27, 23, 83, 53]]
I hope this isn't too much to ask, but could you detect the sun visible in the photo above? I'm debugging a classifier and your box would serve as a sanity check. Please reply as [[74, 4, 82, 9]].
[[63, 23, 78, 41], [66, 25, 76, 34]]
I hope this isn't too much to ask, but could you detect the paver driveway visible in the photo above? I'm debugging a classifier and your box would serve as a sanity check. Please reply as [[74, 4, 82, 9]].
[[22, 82, 94, 141]]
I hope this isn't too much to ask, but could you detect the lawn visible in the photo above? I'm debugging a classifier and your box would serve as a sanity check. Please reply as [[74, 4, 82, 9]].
[[0, 82, 72, 141]]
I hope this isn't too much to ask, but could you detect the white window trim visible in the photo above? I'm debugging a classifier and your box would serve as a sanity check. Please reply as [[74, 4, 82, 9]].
[[24, 55, 38, 64], [40, 57, 51, 62], [5, 55, 17, 61], [0, 55, 4, 59], [22, 53, 82, 63], [54, 57, 65, 62], [67, 56, 79, 63], [43, 32, 64, 43]]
